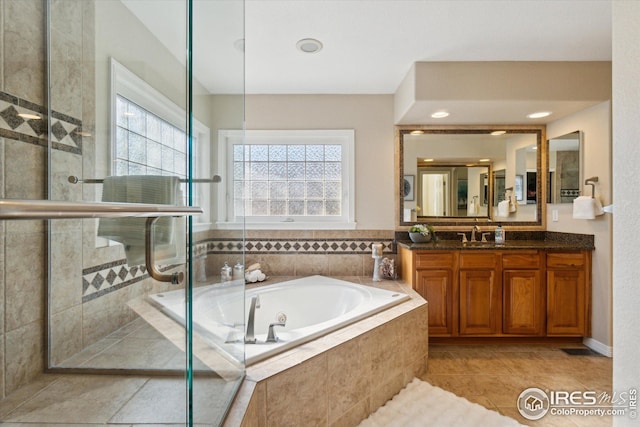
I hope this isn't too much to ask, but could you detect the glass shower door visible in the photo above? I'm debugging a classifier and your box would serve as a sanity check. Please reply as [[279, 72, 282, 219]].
[[46, 0, 245, 425]]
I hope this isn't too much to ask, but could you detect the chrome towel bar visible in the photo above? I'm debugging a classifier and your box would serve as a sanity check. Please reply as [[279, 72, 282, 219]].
[[0, 199, 202, 220], [0, 199, 203, 285], [68, 175, 221, 184]]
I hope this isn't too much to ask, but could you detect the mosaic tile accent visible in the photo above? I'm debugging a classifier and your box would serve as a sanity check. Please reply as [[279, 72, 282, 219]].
[[82, 259, 178, 303], [82, 260, 147, 302], [0, 91, 82, 154], [197, 238, 395, 255]]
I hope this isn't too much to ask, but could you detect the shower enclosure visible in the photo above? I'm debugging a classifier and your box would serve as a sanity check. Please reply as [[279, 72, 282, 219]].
[[0, 0, 245, 425]]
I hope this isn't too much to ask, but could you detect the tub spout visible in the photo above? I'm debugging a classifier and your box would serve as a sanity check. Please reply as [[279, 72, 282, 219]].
[[245, 295, 261, 344], [266, 322, 286, 343]]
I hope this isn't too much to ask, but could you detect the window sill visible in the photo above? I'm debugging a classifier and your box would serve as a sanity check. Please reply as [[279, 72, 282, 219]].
[[215, 221, 357, 230]]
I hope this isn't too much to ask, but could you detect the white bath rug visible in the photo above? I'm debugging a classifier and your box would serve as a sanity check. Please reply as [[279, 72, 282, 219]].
[[358, 378, 525, 427]]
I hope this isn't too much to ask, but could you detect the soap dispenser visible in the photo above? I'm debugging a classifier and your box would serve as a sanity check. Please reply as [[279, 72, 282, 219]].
[[495, 223, 505, 244]]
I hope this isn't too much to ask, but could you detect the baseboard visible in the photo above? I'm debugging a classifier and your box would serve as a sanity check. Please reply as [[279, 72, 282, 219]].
[[583, 337, 613, 357]]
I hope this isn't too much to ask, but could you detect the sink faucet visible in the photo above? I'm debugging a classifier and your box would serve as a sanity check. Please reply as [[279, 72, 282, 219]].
[[245, 295, 261, 344], [471, 219, 480, 242]]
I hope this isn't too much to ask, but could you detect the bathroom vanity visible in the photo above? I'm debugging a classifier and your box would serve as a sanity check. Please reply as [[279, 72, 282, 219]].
[[397, 240, 593, 339]]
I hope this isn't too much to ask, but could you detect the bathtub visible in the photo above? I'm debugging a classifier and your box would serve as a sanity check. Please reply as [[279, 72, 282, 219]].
[[149, 275, 410, 366]]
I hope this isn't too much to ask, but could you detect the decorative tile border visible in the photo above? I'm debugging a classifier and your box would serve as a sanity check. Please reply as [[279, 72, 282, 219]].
[[197, 238, 395, 255], [82, 259, 177, 302], [0, 91, 82, 154], [82, 259, 148, 302]]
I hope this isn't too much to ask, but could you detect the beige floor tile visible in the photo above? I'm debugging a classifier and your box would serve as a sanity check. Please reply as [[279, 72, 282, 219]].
[[2, 375, 148, 423]]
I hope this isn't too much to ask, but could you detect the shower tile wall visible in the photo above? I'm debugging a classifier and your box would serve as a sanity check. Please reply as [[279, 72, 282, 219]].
[[1, 0, 47, 398]]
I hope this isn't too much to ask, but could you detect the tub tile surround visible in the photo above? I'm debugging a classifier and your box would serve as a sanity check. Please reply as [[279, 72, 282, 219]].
[[198, 229, 397, 280], [224, 277, 429, 427]]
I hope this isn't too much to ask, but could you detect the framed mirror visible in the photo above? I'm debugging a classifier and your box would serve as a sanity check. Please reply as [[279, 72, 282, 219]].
[[396, 125, 546, 229], [548, 131, 582, 204]]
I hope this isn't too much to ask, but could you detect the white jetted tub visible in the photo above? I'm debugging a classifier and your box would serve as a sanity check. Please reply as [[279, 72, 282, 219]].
[[149, 275, 410, 365]]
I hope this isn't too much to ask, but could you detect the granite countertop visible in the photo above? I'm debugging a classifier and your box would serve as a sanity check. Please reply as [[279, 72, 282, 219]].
[[397, 238, 595, 251], [395, 230, 595, 251]]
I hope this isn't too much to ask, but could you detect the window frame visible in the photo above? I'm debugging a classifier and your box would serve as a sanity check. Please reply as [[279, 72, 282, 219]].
[[109, 58, 211, 232], [217, 129, 356, 230]]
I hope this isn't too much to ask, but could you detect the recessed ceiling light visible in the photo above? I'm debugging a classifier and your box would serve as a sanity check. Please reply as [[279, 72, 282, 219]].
[[491, 130, 506, 136], [431, 111, 449, 119], [18, 113, 41, 120], [527, 111, 552, 119], [479, 158, 490, 162], [410, 130, 425, 135], [296, 38, 323, 54]]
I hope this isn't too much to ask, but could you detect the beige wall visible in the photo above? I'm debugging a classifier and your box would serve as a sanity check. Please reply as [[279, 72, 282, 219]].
[[547, 101, 612, 351], [244, 94, 396, 230], [612, 1, 640, 419]]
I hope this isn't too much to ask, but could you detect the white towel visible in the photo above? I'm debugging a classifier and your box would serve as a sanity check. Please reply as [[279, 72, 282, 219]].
[[572, 196, 605, 219], [97, 175, 185, 266], [497, 200, 510, 217], [508, 194, 517, 213], [467, 198, 479, 216]]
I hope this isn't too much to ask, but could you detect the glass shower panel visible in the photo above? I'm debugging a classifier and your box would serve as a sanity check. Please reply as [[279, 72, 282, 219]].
[[47, 0, 245, 425]]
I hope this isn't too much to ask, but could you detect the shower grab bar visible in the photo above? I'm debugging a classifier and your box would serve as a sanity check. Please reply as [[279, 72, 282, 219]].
[[68, 175, 222, 184], [0, 199, 202, 220], [0, 199, 203, 285]]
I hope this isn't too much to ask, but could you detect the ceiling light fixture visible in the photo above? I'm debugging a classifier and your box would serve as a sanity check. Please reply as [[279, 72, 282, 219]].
[[431, 111, 449, 119], [296, 38, 323, 54], [479, 158, 490, 162], [491, 130, 506, 136], [527, 111, 552, 119]]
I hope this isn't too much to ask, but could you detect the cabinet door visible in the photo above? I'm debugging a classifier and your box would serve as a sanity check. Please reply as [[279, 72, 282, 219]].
[[415, 269, 455, 335], [547, 269, 586, 335], [459, 270, 500, 335], [503, 270, 544, 335]]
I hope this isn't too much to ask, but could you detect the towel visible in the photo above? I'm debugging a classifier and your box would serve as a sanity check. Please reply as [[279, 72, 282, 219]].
[[497, 199, 510, 217], [572, 195, 605, 219], [508, 193, 517, 213], [97, 175, 185, 266]]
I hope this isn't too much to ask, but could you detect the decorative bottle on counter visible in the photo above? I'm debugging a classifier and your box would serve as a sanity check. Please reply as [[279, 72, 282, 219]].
[[495, 223, 505, 244], [233, 262, 244, 281], [221, 262, 232, 281]]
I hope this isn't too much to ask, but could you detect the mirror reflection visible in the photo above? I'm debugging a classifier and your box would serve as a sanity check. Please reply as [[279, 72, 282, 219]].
[[548, 131, 582, 204], [398, 127, 544, 226]]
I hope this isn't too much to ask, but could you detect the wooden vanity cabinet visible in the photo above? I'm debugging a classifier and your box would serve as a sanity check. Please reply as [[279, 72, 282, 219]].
[[546, 251, 591, 336], [413, 252, 457, 336], [459, 252, 500, 335], [398, 246, 591, 339], [502, 252, 545, 335]]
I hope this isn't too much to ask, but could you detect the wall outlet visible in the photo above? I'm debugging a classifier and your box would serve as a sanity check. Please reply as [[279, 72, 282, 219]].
[[552, 209, 559, 222]]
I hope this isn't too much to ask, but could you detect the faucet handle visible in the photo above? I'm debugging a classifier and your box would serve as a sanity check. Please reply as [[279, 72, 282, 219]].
[[481, 232, 491, 243], [266, 322, 286, 343], [457, 233, 468, 243]]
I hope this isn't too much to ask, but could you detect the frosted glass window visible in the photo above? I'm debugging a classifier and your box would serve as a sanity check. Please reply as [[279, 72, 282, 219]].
[[220, 129, 355, 228], [115, 95, 187, 186], [233, 142, 344, 218]]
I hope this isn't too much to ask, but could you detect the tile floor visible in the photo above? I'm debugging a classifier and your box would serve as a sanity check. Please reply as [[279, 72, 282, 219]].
[[421, 343, 614, 427]]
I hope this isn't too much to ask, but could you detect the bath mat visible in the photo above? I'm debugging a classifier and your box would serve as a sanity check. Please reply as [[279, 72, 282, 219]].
[[358, 378, 525, 427], [561, 348, 605, 356]]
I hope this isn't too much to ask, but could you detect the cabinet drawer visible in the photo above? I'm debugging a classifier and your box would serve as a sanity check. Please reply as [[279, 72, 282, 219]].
[[547, 252, 585, 268], [503, 252, 541, 269], [416, 252, 455, 269], [459, 252, 498, 269]]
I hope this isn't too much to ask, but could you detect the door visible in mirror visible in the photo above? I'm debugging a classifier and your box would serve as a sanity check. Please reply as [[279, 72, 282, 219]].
[[548, 131, 582, 204]]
